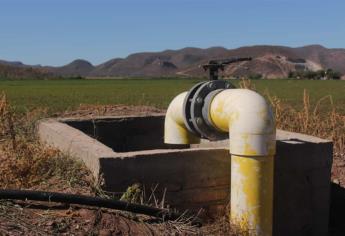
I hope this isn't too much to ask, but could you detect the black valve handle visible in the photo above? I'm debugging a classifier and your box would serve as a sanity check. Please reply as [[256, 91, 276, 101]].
[[202, 57, 252, 80]]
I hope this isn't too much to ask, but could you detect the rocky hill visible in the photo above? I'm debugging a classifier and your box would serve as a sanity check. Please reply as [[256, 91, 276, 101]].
[[0, 63, 52, 79], [50, 59, 95, 76], [1, 45, 345, 79]]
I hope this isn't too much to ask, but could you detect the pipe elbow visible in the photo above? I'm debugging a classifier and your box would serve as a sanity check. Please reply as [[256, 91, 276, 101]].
[[209, 89, 276, 156], [164, 92, 200, 144]]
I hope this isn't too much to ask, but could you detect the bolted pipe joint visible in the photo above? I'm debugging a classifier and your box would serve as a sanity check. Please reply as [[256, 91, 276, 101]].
[[165, 84, 276, 236]]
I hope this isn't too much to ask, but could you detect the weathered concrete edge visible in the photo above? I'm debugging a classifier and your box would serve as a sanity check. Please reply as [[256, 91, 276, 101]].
[[37, 118, 115, 179], [37, 118, 228, 178], [57, 114, 332, 144], [38, 116, 333, 164], [276, 129, 332, 143], [39, 118, 227, 158], [38, 116, 333, 179]]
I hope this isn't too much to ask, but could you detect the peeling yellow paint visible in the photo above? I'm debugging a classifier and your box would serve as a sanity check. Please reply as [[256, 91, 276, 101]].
[[243, 142, 259, 156], [231, 155, 274, 236]]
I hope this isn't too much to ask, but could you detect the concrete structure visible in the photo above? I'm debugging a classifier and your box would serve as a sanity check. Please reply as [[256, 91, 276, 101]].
[[38, 115, 333, 236]]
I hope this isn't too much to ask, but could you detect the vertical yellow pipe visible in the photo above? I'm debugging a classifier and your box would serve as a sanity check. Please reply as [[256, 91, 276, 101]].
[[209, 89, 275, 236], [231, 155, 274, 236]]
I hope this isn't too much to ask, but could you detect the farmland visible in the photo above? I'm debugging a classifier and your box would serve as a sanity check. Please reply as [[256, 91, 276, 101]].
[[0, 78, 344, 114]]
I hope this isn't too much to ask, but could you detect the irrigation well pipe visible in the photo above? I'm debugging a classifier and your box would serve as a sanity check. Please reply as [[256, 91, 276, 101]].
[[165, 88, 275, 236]]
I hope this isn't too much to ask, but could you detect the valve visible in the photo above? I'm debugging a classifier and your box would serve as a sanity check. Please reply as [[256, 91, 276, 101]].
[[202, 57, 252, 80], [182, 57, 252, 140]]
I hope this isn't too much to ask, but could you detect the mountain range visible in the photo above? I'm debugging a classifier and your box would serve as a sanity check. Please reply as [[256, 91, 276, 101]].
[[1, 44, 345, 79]]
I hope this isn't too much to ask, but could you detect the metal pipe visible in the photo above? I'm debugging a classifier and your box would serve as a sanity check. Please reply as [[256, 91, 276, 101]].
[[165, 88, 275, 236]]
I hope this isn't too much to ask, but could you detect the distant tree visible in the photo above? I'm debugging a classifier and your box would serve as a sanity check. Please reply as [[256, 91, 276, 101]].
[[298, 69, 343, 80], [316, 70, 326, 79], [325, 69, 341, 80]]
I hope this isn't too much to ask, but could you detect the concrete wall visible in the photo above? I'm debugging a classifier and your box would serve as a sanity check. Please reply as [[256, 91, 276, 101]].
[[274, 138, 332, 236], [38, 115, 333, 236]]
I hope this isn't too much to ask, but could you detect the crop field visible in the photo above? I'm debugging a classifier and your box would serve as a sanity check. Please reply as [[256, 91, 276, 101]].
[[0, 78, 344, 114]]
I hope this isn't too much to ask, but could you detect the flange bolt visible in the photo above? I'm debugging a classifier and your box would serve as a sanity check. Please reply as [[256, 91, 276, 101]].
[[196, 97, 203, 104], [208, 82, 215, 89], [196, 117, 203, 125]]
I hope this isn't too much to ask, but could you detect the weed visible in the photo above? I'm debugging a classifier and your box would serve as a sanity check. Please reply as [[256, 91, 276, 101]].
[[267, 89, 344, 159], [0, 93, 94, 191]]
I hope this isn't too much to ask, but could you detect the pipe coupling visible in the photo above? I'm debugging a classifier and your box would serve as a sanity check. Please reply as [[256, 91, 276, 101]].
[[182, 80, 235, 141]]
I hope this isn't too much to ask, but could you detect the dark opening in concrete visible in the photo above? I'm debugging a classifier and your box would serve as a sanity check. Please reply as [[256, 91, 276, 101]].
[[64, 116, 189, 152]]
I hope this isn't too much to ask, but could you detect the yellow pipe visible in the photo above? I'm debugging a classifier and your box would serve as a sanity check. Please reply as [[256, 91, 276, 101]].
[[209, 89, 275, 236], [164, 92, 200, 144], [165, 88, 276, 236], [231, 155, 274, 236], [209, 89, 275, 156]]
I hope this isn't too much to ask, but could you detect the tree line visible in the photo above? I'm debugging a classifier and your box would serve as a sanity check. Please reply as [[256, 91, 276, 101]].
[[288, 69, 341, 80]]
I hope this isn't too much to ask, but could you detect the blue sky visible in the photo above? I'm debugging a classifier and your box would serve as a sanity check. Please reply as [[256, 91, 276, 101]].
[[0, 0, 344, 66]]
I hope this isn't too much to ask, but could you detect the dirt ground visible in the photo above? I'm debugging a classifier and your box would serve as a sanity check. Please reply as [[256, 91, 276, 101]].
[[0, 201, 171, 235]]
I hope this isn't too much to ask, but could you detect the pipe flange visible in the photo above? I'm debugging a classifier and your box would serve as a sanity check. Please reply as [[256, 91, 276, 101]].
[[202, 89, 224, 129], [182, 81, 208, 134], [190, 80, 235, 140]]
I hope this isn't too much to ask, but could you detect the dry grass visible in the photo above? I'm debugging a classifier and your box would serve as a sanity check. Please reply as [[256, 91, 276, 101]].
[[269, 90, 345, 158], [239, 79, 345, 160], [0, 93, 94, 192], [60, 104, 163, 118], [269, 91, 345, 187], [0, 94, 199, 235]]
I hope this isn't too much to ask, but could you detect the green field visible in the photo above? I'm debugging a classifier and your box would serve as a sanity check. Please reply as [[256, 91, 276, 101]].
[[0, 79, 344, 114]]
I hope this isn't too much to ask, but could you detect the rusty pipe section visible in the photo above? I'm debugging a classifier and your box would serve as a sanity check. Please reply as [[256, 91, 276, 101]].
[[164, 87, 276, 236]]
